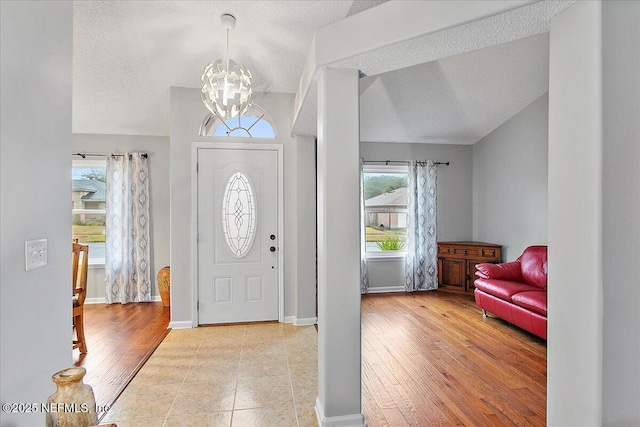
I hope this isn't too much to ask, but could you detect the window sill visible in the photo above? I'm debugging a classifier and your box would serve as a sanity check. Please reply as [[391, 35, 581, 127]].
[[366, 252, 406, 260], [88, 259, 105, 269]]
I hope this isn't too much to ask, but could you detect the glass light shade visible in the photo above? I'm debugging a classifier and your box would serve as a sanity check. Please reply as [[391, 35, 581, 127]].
[[201, 58, 253, 120]]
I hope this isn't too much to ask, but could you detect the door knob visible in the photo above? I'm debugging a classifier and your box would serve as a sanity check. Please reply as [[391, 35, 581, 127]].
[[270, 246, 276, 252]]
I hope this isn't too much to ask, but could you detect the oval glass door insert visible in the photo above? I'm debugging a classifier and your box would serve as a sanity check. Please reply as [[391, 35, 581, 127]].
[[222, 172, 257, 258]]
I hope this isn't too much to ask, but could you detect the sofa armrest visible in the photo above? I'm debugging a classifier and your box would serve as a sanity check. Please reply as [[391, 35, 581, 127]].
[[475, 261, 523, 282]]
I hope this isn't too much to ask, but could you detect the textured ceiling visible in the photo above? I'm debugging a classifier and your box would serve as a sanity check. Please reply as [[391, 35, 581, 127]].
[[74, 1, 564, 143], [73, 0, 385, 135], [294, 0, 573, 141], [360, 33, 550, 144]]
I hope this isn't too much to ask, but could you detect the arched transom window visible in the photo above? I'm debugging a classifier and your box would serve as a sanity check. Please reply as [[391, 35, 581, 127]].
[[199, 104, 276, 138]]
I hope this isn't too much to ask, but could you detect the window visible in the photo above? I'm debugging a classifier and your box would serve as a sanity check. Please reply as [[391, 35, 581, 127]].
[[199, 104, 276, 138], [363, 165, 408, 255], [72, 159, 106, 265], [222, 172, 257, 258]]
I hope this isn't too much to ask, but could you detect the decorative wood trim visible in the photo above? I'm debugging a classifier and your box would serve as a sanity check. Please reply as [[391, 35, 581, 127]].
[[315, 397, 367, 427], [283, 316, 296, 323]]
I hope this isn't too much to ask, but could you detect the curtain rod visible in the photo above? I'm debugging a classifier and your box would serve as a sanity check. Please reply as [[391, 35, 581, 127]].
[[73, 152, 148, 159], [363, 160, 449, 166]]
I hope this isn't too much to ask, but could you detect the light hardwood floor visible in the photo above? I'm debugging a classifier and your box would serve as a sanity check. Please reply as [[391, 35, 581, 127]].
[[80, 292, 545, 426], [362, 291, 547, 427], [75, 302, 170, 418]]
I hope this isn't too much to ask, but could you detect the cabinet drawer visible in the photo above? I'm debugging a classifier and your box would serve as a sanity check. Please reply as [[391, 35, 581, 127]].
[[453, 247, 479, 257], [438, 245, 451, 255], [481, 248, 497, 258]]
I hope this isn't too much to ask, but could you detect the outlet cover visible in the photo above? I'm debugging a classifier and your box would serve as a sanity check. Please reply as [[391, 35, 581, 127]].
[[25, 239, 47, 271]]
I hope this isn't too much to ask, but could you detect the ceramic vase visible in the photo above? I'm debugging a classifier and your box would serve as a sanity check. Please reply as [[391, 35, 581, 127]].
[[45, 367, 97, 427], [157, 266, 171, 307]]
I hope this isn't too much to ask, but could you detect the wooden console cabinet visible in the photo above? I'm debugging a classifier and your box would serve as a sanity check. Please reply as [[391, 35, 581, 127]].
[[437, 241, 502, 292]]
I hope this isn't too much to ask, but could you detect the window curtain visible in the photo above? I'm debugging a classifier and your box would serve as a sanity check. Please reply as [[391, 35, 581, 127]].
[[105, 153, 152, 303], [360, 159, 370, 294], [405, 160, 438, 291]]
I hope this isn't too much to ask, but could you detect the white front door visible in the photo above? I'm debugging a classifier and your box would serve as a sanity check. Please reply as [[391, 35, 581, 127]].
[[197, 147, 280, 324]]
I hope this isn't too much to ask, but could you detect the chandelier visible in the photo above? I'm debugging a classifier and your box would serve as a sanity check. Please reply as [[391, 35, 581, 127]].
[[201, 14, 253, 120]]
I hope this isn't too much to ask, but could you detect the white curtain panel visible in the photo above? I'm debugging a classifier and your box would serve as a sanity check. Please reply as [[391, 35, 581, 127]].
[[360, 159, 369, 294], [105, 153, 151, 303], [405, 160, 438, 291]]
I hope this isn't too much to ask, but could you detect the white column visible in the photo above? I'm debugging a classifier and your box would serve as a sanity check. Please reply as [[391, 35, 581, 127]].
[[548, 2, 603, 425], [601, 1, 640, 424], [316, 67, 365, 427]]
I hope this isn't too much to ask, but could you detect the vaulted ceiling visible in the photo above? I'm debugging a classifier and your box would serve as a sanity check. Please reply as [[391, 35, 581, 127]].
[[359, 33, 549, 145], [73, 1, 562, 144]]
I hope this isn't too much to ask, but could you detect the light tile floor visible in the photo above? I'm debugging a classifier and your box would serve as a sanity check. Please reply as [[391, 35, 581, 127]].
[[102, 323, 319, 427]]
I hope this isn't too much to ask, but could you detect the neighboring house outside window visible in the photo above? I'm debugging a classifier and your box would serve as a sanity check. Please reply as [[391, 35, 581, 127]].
[[363, 164, 408, 255], [72, 158, 106, 265]]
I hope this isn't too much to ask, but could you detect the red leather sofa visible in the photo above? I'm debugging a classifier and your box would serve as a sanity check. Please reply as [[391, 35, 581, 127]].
[[474, 246, 547, 339]]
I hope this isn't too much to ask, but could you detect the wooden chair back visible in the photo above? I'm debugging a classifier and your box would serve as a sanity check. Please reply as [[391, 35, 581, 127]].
[[72, 243, 89, 307], [72, 242, 89, 353]]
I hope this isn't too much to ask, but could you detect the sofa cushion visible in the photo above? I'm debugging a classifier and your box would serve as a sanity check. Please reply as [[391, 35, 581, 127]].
[[511, 291, 547, 317], [474, 278, 540, 301], [475, 261, 523, 282], [520, 246, 548, 289]]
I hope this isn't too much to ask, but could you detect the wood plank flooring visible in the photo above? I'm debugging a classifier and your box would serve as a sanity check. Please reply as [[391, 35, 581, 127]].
[[74, 302, 170, 418], [362, 291, 547, 427], [74, 292, 545, 425]]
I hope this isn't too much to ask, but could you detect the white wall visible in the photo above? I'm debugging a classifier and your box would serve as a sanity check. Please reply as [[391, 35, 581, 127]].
[[548, 2, 603, 425], [602, 1, 640, 424], [169, 89, 317, 326], [366, 258, 406, 292], [295, 135, 318, 322], [473, 93, 549, 261], [72, 134, 171, 300], [0, 2, 73, 425]]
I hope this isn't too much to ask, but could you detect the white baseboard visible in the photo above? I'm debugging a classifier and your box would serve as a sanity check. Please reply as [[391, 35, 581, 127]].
[[84, 295, 162, 305], [284, 316, 318, 326], [315, 397, 367, 427], [168, 320, 194, 329], [365, 286, 405, 294], [294, 316, 318, 326]]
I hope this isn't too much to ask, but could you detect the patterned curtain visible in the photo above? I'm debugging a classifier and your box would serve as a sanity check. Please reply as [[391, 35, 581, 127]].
[[405, 160, 438, 291], [105, 153, 152, 303], [360, 159, 370, 294]]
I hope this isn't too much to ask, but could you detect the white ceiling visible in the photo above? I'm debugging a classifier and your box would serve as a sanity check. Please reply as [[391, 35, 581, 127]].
[[73, 1, 554, 143], [360, 33, 549, 144], [73, 0, 384, 136]]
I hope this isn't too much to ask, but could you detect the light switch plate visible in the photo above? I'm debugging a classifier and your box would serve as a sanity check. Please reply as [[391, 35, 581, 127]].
[[25, 238, 47, 271]]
